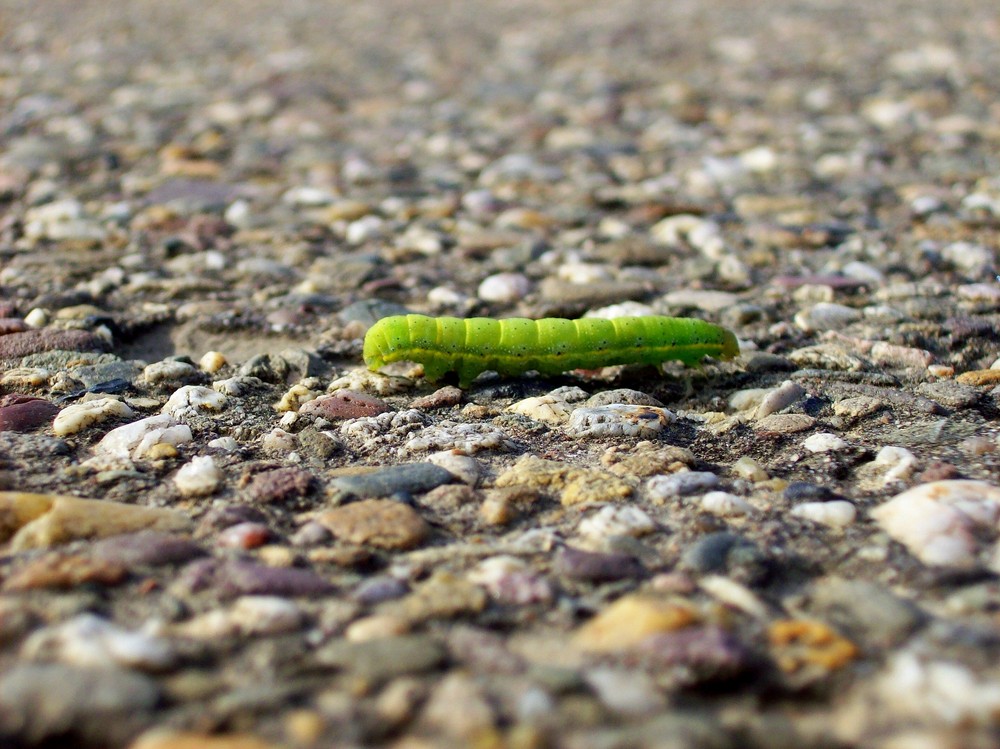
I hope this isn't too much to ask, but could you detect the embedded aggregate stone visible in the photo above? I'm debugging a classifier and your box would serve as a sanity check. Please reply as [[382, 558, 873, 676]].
[[317, 499, 430, 550], [327, 463, 455, 501], [0, 492, 192, 550], [0, 663, 161, 745], [0, 329, 106, 358], [173, 558, 335, 599], [0, 395, 59, 432]]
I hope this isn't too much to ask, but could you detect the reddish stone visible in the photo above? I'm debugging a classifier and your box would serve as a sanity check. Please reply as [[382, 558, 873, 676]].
[[216, 522, 273, 549], [0, 329, 106, 358], [174, 558, 335, 598], [0, 319, 29, 335], [2, 553, 127, 591], [411, 386, 463, 410], [0, 395, 59, 432], [299, 390, 392, 420], [241, 467, 316, 504]]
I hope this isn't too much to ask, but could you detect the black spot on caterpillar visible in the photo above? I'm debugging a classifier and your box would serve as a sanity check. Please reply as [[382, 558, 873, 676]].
[[363, 315, 739, 387]]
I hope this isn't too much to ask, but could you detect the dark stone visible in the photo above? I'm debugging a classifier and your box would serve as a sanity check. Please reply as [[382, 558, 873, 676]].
[[242, 467, 317, 504], [329, 463, 454, 502], [0, 663, 160, 746], [174, 558, 335, 598], [0, 329, 106, 358], [0, 395, 59, 432], [679, 532, 769, 585], [554, 545, 646, 583], [90, 531, 205, 567], [783, 482, 835, 502]]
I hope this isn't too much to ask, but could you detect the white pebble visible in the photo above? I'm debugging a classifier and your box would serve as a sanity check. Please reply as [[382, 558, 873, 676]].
[[566, 404, 674, 438], [94, 414, 193, 460], [942, 241, 992, 277], [793, 302, 862, 333], [585, 668, 665, 716], [879, 650, 1000, 727], [557, 262, 613, 284], [403, 422, 506, 454], [174, 455, 222, 497], [52, 397, 134, 437], [162, 385, 227, 418], [585, 301, 655, 319], [426, 451, 484, 486], [208, 436, 240, 451], [755, 380, 805, 419], [477, 272, 531, 303], [803, 433, 849, 453], [646, 471, 720, 501], [874, 445, 918, 484], [231, 596, 304, 635], [262, 427, 297, 454], [790, 500, 857, 528], [577, 505, 657, 539], [23, 308, 49, 328], [21, 613, 175, 671], [346, 215, 384, 244], [700, 491, 754, 517], [142, 360, 198, 384], [871, 480, 1000, 567], [509, 394, 574, 425]]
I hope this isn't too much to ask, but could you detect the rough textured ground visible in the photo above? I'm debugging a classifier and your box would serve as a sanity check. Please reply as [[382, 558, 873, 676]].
[[2, 1, 1000, 748]]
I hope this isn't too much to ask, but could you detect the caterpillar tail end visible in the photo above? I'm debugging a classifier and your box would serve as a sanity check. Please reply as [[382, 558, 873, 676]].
[[720, 329, 740, 360]]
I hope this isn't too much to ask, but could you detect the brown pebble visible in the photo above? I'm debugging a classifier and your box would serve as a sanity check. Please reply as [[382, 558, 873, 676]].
[[411, 386, 463, 409], [955, 369, 1000, 387], [917, 461, 962, 483], [0, 329, 106, 358], [317, 499, 429, 550], [0, 395, 59, 432], [300, 390, 392, 419], [2, 552, 127, 591], [0, 319, 29, 335], [242, 467, 316, 504]]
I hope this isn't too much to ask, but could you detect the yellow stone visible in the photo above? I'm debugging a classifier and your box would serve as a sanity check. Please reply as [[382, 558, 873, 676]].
[[128, 730, 282, 749], [0, 492, 192, 550], [956, 369, 1000, 387], [495, 455, 633, 507], [573, 594, 699, 652]]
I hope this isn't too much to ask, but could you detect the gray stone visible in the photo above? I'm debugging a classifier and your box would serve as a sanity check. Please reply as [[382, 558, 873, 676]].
[[313, 635, 447, 684], [0, 663, 160, 745], [329, 463, 455, 501]]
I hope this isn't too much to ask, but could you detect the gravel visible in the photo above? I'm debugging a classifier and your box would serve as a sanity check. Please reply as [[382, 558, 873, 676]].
[[2, 0, 1000, 747]]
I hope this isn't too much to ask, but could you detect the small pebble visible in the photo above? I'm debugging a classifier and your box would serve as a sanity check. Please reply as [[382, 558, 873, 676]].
[[477, 272, 531, 303], [566, 404, 674, 438], [173, 455, 222, 497], [803, 433, 849, 453], [646, 471, 720, 502], [871, 480, 1000, 567], [94, 414, 193, 460], [161, 385, 227, 418], [700, 491, 754, 517], [790, 500, 858, 528]]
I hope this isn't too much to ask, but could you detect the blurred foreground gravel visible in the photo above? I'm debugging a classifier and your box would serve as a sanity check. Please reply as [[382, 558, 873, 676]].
[[2, 1, 1000, 748]]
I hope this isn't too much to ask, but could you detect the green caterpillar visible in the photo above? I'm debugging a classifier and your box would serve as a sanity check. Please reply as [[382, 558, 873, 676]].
[[363, 314, 739, 387]]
